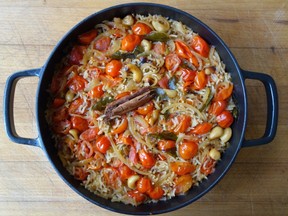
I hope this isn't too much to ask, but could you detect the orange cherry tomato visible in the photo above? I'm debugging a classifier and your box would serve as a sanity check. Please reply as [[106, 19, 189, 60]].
[[179, 141, 198, 160], [193, 70, 207, 90], [88, 84, 104, 99], [111, 118, 128, 135], [136, 101, 154, 115], [213, 83, 233, 101], [68, 98, 84, 114], [79, 127, 99, 142], [191, 35, 210, 58], [67, 75, 87, 92], [95, 135, 111, 154], [181, 68, 196, 82], [52, 98, 65, 108], [118, 134, 134, 145], [69, 45, 86, 65], [132, 22, 152, 35], [174, 174, 193, 195], [208, 100, 227, 116], [170, 161, 196, 175], [175, 40, 199, 67], [216, 110, 234, 128], [121, 34, 142, 52], [147, 186, 164, 200], [165, 53, 181, 72], [105, 60, 122, 77], [137, 177, 153, 193], [78, 29, 98, 45], [118, 164, 134, 181], [138, 149, 156, 169], [94, 36, 111, 51], [77, 140, 94, 160], [174, 115, 191, 134], [71, 116, 89, 132], [158, 75, 169, 89], [157, 140, 176, 151], [128, 190, 146, 203], [190, 122, 213, 135], [115, 91, 131, 100]]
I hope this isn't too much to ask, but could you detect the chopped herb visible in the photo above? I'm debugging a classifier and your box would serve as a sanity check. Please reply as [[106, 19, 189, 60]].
[[149, 131, 178, 141], [144, 31, 170, 42], [92, 96, 114, 111]]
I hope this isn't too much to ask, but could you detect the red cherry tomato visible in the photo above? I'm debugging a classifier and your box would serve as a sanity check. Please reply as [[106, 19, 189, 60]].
[[71, 116, 89, 132], [190, 122, 213, 135], [193, 70, 207, 90], [138, 149, 156, 169], [170, 161, 196, 175], [213, 83, 233, 101], [67, 75, 87, 92], [157, 140, 176, 151], [94, 36, 111, 51], [105, 60, 122, 77], [216, 110, 234, 128], [191, 35, 210, 58], [208, 100, 227, 116], [69, 45, 86, 65], [165, 53, 181, 72], [88, 84, 104, 99], [174, 174, 193, 195], [78, 29, 98, 45], [147, 186, 164, 200], [132, 22, 152, 35], [121, 34, 142, 52], [95, 135, 111, 154], [137, 177, 153, 193], [178, 141, 198, 160]]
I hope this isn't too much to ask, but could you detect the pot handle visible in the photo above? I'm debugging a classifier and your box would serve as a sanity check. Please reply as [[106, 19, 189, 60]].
[[241, 69, 278, 147], [3, 68, 42, 147]]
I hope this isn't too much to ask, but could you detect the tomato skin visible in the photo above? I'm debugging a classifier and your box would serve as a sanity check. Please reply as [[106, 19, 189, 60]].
[[191, 35, 210, 58], [67, 75, 87, 92], [208, 100, 227, 116], [174, 174, 193, 195], [137, 177, 153, 193], [68, 98, 84, 114], [71, 116, 89, 132], [111, 118, 128, 135], [69, 45, 86, 65], [119, 164, 134, 181], [105, 60, 122, 77], [158, 76, 169, 89], [165, 53, 181, 72], [138, 149, 156, 169], [216, 110, 234, 128], [95, 135, 111, 154], [193, 70, 207, 90], [179, 141, 198, 160], [175, 40, 199, 67], [132, 22, 152, 35], [88, 84, 104, 99], [80, 127, 99, 142], [147, 186, 164, 200], [136, 101, 154, 115], [181, 68, 196, 82], [94, 36, 111, 51], [157, 140, 176, 151], [78, 29, 98, 45], [128, 190, 146, 203], [200, 156, 216, 175], [174, 115, 191, 134], [170, 161, 196, 175], [129, 146, 138, 164], [190, 122, 213, 135], [121, 34, 142, 52], [77, 140, 94, 159], [213, 83, 233, 101]]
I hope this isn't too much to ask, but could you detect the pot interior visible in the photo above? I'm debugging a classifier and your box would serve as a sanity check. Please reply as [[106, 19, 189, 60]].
[[36, 3, 247, 214]]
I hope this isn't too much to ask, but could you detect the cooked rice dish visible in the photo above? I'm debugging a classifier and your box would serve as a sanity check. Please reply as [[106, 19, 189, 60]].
[[46, 14, 236, 206]]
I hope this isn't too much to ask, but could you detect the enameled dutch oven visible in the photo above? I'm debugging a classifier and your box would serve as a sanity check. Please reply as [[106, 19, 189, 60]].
[[3, 3, 278, 215]]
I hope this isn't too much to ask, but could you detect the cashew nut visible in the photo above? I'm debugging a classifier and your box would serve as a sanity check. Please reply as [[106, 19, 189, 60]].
[[148, 109, 160, 125], [69, 129, 79, 141], [152, 17, 170, 32], [65, 90, 75, 102], [127, 174, 140, 189], [209, 126, 224, 140], [127, 64, 143, 83], [122, 15, 134, 26], [141, 39, 152, 51], [209, 148, 221, 160], [220, 127, 232, 143], [164, 89, 177, 98]]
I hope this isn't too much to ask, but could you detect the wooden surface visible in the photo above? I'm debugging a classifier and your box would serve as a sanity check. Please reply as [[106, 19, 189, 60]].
[[0, 0, 287, 215]]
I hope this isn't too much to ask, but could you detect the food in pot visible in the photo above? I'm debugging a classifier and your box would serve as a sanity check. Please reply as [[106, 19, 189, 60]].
[[46, 14, 236, 206]]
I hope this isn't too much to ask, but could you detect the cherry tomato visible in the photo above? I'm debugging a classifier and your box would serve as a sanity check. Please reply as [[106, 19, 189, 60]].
[[191, 35, 210, 58], [95, 135, 111, 154], [137, 177, 153, 193], [105, 60, 122, 77], [94, 36, 111, 51], [174, 174, 193, 195], [69, 45, 86, 65], [118, 164, 134, 181], [157, 140, 176, 151], [216, 110, 234, 128], [170, 161, 196, 175], [115, 91, 130, 100], [52, 98, 65, 108], [165, 53, 181, 72], [213, 83, 233, 101], [190, 122, 213, 135], [136, 101, 154, 115], [179, 141, 198, 160], [208, 100, 227, 116], [121, 34, 142, 52], [80, 127, 99, 142], [67, 75, 87, 92], [200, 156, 216, 175], [138, 149, 156, 169], [193, 70, 207, 90], [147, 186, 164, 200], [174, 115, 191, 134], [71, 116, 89, 132], [158, 76, 169, 89], [153, 42, 166, 55], [118, 134, 134, 145], [128, 190, 146, 203], [68, 98, 85, 114], [181, 68, 196, 82], [77, 141, 94, 159], [111, 118, 128, 135], [132, 22, 152, 35], [88, 84, 104, 99], [78, 29, 98, 45], [175, 40, 199, 67]]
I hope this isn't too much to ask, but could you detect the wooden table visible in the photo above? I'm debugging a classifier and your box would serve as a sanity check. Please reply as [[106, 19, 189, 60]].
[[0, 0, 287, 215]]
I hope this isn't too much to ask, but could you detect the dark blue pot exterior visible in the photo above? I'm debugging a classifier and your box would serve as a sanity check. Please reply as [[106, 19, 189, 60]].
[[4, 3, 278, 215]]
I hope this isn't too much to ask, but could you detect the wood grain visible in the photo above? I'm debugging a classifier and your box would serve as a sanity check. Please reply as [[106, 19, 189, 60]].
[[0, 0, 287, 215]]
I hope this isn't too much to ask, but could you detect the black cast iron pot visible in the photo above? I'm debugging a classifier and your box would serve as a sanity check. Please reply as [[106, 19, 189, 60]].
[[4, 3, 278, 215]]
